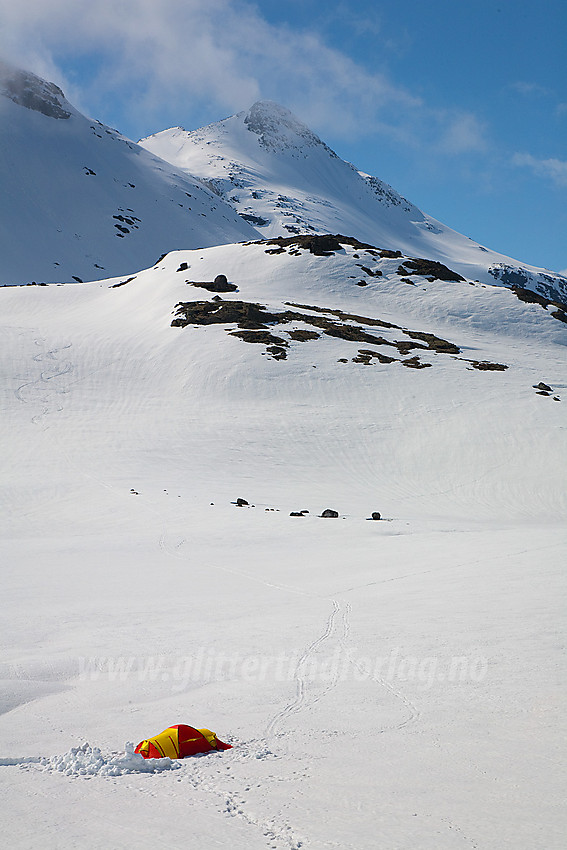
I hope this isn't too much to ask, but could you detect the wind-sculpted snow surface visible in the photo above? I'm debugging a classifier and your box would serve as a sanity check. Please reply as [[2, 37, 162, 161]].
[[0, 239, 565, 849]]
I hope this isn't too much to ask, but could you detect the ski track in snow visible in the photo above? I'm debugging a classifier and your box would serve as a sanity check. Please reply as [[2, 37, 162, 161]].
[[160, 528, 423, 743], [265, 597, 420, 739], [265, 599, 340, 738], [329, 539, 567, 600], [157, 530, 426, 848], [159, 531, 314, 600], [336, 602, 421, 736], [161, 524, 423, 746], [15, 337, 73, 424]]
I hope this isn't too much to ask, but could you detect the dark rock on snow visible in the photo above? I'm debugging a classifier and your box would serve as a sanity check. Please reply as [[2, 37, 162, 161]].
[[262, 234, 378, 256], [189, 275, 237, 292], [397, 258, 465, 283]]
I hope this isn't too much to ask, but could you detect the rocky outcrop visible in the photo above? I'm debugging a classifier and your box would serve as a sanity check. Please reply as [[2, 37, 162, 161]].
[[0, 61, 71, 119], [397, 258, 465, 283], [490, 264, 567, 309]]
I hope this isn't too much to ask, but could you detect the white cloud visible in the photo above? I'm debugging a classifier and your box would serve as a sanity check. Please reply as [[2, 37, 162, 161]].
[[513, 153, 567, 188], [509, 81, 549, 97], [437, 112, 488, 155], [326, 2, 384, 38], [0, 0, 487, 155], [0, 1, 406, 130]]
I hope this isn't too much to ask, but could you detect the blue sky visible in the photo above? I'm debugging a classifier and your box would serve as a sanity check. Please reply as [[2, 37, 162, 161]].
[[1, 0, 565, 273]]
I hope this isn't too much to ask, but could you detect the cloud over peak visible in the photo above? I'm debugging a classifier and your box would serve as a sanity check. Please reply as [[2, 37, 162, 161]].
[[0, 0, 489, 156]]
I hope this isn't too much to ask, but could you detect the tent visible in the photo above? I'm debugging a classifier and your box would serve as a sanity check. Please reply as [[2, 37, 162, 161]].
[[135, 724, 232, 759]]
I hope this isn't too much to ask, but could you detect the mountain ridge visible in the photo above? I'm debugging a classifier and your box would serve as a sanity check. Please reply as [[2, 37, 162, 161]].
[[1, 61, 565, 308], [0, 62, 258, 286], [140, 100, 567, 307]]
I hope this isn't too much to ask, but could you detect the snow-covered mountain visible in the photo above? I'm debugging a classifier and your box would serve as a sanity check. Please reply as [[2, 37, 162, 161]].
[[140, 100, 567, 306], [3, 59, 564, 308], [0, 61, 258, 285], [1, 64, 565, 849]]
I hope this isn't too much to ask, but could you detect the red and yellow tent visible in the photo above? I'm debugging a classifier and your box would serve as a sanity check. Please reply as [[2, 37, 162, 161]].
[[135, 725, 232, 759]]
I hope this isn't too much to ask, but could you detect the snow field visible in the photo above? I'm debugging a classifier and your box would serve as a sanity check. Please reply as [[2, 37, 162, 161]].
[[1, 241, 566, 848]]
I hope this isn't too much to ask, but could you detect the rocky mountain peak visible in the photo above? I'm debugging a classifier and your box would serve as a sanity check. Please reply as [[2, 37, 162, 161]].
[[243, 100, 329, 154], [0, 60, 72, 119]]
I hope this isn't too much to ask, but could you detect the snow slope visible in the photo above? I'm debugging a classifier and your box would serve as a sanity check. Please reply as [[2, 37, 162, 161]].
[[140, 101, 567, 305], [0, 61, 257, 286], [1, 239, 565, 848]]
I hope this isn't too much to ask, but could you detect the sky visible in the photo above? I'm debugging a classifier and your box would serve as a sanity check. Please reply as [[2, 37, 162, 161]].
[[0, 0, 565, 274]]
